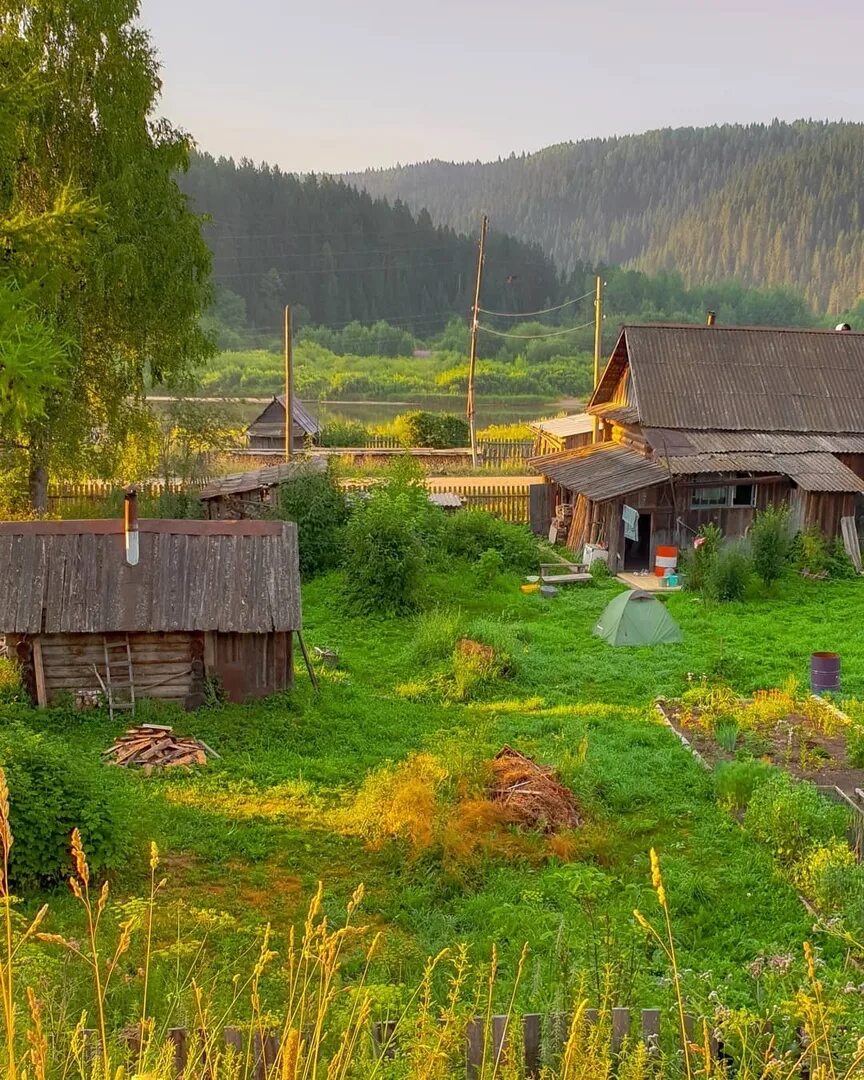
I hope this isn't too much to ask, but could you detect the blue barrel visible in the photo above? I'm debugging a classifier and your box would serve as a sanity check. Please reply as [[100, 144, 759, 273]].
[[811, 652, 840, 694]]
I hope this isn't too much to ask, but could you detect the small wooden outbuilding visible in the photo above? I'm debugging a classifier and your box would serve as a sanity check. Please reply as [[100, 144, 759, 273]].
[[0, 518, 301, 709], [246, 395, 319, 451], [198, 455, 327, 520], [529, 413, 593, 456]]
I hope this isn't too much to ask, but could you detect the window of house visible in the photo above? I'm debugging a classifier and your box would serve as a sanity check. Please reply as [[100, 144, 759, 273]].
[[691, 486, 730, 509], [690, 483, 757, 510]]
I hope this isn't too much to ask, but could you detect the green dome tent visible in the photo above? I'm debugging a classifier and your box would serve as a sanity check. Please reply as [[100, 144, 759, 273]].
[[593, 589, 682, 646]]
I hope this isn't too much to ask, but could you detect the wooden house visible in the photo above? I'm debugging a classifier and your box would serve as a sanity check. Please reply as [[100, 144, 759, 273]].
[[246, 395, 320, 451], [0, 517, 301, 709], [530, 324, 864, 572], [529, 413, 594, 456], [199, 455, 327, 519]]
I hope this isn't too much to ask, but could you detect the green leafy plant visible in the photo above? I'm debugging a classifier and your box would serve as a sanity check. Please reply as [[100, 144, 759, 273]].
[[0, 724, 136, 889], [683, 522, 722, 592], [749, 503, 792, 587], [410, 608, 464, 664], [274, 468, 348, 577], [441, 510, 538, 571], [475, 547, 505, 585], [743, 772, 849, 866], [846, 725, 864, 768], [393, 410, 468, 449], [798, 526, 829, 576], [343, 497, 426, 615], [715, 718, 739, 753], [706, 542, 751, 602]]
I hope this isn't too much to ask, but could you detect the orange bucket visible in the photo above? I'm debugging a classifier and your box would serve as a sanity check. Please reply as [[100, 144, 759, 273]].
[[654, 545, 678, 577]]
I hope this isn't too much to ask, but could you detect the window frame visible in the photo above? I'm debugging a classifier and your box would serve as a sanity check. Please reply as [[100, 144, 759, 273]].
[[689, 482, 758, 511]]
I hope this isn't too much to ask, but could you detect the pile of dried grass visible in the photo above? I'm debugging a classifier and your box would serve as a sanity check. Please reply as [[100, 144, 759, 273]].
[[489, 746, 582, 832]]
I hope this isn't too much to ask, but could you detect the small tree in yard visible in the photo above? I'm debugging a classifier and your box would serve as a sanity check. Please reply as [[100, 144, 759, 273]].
[[275, 469, 348, 578], [344, 497, 425, 614], [750, 503, 792, 587]]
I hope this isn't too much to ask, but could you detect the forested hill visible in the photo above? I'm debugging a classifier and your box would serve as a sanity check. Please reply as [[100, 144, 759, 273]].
[[345, 121, 864, 312], [180, 154, 559, 332]]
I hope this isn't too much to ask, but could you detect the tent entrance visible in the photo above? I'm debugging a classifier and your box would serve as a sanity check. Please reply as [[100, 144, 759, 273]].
[[623, 512, 652, 571]]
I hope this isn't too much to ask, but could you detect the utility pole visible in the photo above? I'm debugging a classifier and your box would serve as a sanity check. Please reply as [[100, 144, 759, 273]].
[[592, 275, 604, 444], [467, 214, 488, 467], [284, 304, 293, 462]]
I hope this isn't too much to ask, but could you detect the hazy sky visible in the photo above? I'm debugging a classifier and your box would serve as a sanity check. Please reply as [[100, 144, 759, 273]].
[[139, 0, 864, 174]]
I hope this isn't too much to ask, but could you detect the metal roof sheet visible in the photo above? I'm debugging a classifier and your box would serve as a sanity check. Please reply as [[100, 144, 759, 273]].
[[528, 443, 668, 501], [530, 413, 593, 437], [644, 429, 864, 455], [0, 520, 301, 634], [198, 455, 327, 500], [594, 325, 864, 433], [665, 452, 864, 492]]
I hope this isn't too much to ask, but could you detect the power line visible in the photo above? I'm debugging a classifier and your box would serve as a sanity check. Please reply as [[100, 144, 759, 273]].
[[478, 290, 594, 318], [477, 319, 595, 340]]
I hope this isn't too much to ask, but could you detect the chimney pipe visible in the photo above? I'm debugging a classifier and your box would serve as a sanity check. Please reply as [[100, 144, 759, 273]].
[[706, 311, 716, 327], [124, 487, 139, 566]]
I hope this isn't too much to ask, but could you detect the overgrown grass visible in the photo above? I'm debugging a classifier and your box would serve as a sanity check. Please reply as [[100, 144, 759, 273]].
[[5, 569, 864, 1034]]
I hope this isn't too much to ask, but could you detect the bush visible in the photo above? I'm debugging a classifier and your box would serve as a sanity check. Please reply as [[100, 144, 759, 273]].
[[343, 497, 426, 614], [0, 724, 136, 890], [797, 526, 829, 575], [743, 772, 849, 867], [706, 542, 751, 601], [826, 536, 857, 579], [749, 504, 791, 587], [274, 469, 348, 577], [475, 548, 505, 585], [714, 759, 774, 811], [318, 420, 372, 447], [791, 838, 857, 910], [441, 511, 538, 572], [683, 523, 722, 591], [393, 411, 469, 449]]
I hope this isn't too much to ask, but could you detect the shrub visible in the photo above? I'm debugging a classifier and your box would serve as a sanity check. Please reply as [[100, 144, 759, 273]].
[[343, 497, 426, 614], [0, 725, 136, 889], [797, 526, 829, 575], [826, 536, 857, 579], [393, 410, 468, 449], [743, 772, 849, 867], [683, 523, 722, 591], [749, 504, 791, 587], [714, 759, 774, 811], [706, 542, 751, 601], [274, 468, 348, 577], [791, 838, 857, 910], [318, 419, 372, 447], [475, 548, 505, 585], [441, 511, 538, 572]]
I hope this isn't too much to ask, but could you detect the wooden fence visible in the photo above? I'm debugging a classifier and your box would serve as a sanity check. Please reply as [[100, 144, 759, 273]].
[[427, 481, 531, 524], [357, 437, 536, 462], [79, 1008, 778, 1078]]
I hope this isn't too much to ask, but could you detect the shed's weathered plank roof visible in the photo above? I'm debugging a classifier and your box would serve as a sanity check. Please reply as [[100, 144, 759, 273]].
[[247, 396, 319, 437], [529, 413, 593, 438], [591, 325, 864, 433], [528, 444, 668, 500], [198, 455, 327, 500], [0, 520, 300, 634]]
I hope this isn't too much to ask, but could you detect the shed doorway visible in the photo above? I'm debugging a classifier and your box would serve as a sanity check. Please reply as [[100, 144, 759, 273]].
[[623, 512, 652, 571]]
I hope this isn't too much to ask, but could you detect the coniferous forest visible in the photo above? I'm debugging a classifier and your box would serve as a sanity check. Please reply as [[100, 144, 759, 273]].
[[345, 120, 864, 312]]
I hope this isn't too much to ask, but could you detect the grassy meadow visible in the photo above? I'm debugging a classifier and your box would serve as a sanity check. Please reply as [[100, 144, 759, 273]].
[[5, 563, 864, 1049]]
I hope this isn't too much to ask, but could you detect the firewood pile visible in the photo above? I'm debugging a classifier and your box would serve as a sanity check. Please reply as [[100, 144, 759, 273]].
[[489, 746, 582, 832], [102, 724, 219, 771]]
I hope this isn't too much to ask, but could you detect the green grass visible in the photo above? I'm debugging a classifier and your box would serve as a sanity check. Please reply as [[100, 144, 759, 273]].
[[10, 571, 864, 1020]]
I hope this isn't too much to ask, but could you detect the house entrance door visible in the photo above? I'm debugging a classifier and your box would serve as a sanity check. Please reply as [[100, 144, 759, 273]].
[[623, 512, 652, 571]]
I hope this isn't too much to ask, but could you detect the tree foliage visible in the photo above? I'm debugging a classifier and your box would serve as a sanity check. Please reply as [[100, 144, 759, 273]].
[[0, 0, 212, 503]]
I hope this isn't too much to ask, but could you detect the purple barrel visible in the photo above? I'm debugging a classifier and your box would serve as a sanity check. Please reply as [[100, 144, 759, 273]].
[[811, 652, 840, 695]]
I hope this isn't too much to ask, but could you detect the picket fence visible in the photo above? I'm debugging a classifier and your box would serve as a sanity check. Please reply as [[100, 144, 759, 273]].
[[358, 437, 535, 463], [47, 479, 205, 502], [78, 1008, 783, 1078], [427, 481, 531, 524]]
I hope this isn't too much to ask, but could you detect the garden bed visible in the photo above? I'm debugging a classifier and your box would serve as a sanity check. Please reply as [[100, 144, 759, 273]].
[[657, 683, 864, 800]]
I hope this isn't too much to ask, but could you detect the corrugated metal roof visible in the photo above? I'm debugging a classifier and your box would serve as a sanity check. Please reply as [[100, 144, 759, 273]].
[[528, 443, 668, 500], [645, 429, 864, 455], [591, 402, 640, 424], [530, 413, 593, 437], [592, 325, 864, 433], [0, 520, 301, 634], [665, 452, 864, 492], [428, 492, 463, 508], [198, 455, 327, 500]]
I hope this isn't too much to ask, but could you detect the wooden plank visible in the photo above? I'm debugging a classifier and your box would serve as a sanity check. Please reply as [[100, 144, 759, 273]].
[[466, 1018, 484, 1079], [523, 1014, 542, 1076], [491, 1015, 509, 1068], [31, 639, 47, 708], [841, 516, 862, 573], [611, 1007, 630, 1053]]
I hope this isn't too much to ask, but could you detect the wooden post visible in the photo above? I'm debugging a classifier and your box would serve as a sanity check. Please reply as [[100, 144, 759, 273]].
[[32, 638, 47, 708], [592, 274, 603, 444], [284, 304, 293, 462], [467, 215, 488, 468]]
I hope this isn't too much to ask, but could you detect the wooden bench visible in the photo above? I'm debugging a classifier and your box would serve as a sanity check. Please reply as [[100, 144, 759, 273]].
[[539, 561, 592, 585]]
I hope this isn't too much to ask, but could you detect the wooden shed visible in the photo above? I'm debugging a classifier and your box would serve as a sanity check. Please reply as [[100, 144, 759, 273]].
[[0, 518, 301, 710], [246, 395, 319, 452], [198, 455, 327, 519], [529, 413, 594, 456]]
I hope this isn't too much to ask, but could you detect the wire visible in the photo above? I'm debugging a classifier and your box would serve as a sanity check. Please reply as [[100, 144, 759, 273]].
[[478, 290, 594, 319], [477, 319, 595, 340]]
